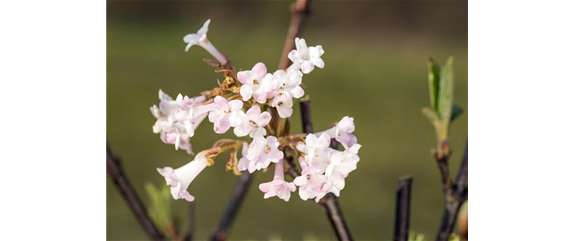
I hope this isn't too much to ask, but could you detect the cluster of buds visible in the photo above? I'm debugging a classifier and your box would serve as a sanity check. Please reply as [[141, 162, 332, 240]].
[[152, 20, 360, 202]]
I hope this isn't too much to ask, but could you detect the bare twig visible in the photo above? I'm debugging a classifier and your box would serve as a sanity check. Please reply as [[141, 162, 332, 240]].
[[435, 154, 452, 197], [278, 0, 311, 70], [210, 172, 253, 241], [300, 99, 314, 133], [318, 194, 354, 241], [300, 100, 354, 241], [183, 202, 196, 241], [393, 177, 413, 241], [106, 144, 164, 241], [435, 141, 468, 241]]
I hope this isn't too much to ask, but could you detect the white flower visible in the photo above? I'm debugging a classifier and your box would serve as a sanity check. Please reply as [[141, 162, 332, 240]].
[[259, 160, 296, 201], [183, 19, 228, 65], [323, 144, 361, 197], [315, 116, 357, 148], [239, 133, 283, 173], [157, 153, 209, 202], [288, 37, 325, 74], [269, 92, 294, 118], [271, 69, 304, 99], [208, 96, 244, 134], [237, 142, 252, 172], [233, 105, 272, 138], [237, 62, 276, 103], [293, 163, 328, 202], [150, 90, 210, 154], [296, 133, 332, 173]]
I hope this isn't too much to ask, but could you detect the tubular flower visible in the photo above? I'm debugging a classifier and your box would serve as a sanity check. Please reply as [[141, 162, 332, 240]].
[[183, 19, 228, 65], [233, 105, 272, 138], [157, 153, 209, 202], [296, 133, 332, 173], [293, 160, 329, 202], [208, 96, 243, 134], [315, 116, 357, 148], [287, 37, 325, 74], [237, 62, 276, 103], [259, 160, 296, 201], [240, 133, 284, 173], [323, 144, 361, 196]]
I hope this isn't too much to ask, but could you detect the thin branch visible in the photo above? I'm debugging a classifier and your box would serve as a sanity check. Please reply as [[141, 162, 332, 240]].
[[278, 0, 311, 70], [106, 144, 164, 241], [393, 176, 413, 241], [300, 100, 354, 241], [318, 194, 354, 241], [210, 172, 253, 241], [300, 99, 314, 133], [435, 140, 468, 241], [183, 202, 196, 241], [434, 149, 452, 197]]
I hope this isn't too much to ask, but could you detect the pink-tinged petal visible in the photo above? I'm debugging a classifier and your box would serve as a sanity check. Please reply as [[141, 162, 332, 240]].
[[273, 69, 286, 80], [317, 133, 331, 148], [157, 167, 177, 185], [208, 110, 223, 123], [251, 62, 268, 80], [290, 86, 305, 99], [259, 183, 272, 192], [236, 70, 251, 85], [293, 176, 305, 186], [214, 117, 230, 134], [228, 100, 243, 111], [288, 183, 297, 192], [240, 85, 254, 101], [213, 96, 227, 107], [300, 62, 315, 74], [269, 151, 284, 162], [229, 111, 244, 128], [248, 162, 257, 173], [337, 116, 355, 134], [246, 105, 261, 119], [286, 69, 302, 86], [241, 142, 249, 156], [252, 90, 268, 104], [233, 125, 250, 137], [256, 111, 272, 126], [261, 73, 278, 93], [183, 193, 195, 202], [266, 136, 278, 144], [277, 105, 293, 118], [337, 134, 358, 148], [288, 50, 301, 62], [305, 133, 318, 147]]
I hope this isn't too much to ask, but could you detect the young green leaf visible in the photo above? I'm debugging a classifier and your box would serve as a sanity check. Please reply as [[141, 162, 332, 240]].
[[437, 56, 454, 122], [145, 182, 175, 238], [428, 58, 441, 111]]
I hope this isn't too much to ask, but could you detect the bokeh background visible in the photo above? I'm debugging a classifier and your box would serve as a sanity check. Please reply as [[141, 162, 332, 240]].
[[107, 1, 467, 240]]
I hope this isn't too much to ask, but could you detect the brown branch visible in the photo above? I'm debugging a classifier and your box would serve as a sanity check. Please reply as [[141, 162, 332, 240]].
[[435, 140, 468, 241], [106, 143, 164, 241], [300, 100, 354, 241], [183, 202, 196, 241], [278, 0, 311, 70], [393, 176, 413, 241], [210, 172, 253, 241], [318, 194, 354, 241], [300, 99, 314, 133]]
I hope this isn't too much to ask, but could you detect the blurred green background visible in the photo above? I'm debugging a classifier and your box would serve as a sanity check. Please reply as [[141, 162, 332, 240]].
[[107, 1, 467, 240]]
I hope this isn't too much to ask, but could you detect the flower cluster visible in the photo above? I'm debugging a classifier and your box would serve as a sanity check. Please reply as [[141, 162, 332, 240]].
[[151, 19, 359, 203]]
